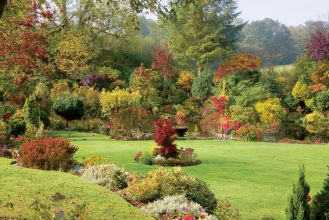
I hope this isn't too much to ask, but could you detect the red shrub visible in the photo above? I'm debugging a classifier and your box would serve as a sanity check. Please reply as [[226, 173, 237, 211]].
[[153, 119, 177, 157], [19, 138, 77, 170]]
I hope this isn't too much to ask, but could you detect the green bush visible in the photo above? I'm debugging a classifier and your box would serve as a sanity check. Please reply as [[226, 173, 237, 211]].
[[185, 179, 217, 214], [8, 119, 26, 137], [39, 110, 50, 128], [125, 168, 217, 213], [311, 166, 329, 220], [191, 69, 214, 100], [140, 152, 154, 165], [286, 165, 311, 220], [52, 91, 84, 128], [23, 95, 40, 135]]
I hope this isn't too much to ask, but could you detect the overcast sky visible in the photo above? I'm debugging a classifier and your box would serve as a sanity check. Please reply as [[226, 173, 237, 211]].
[[237, 0, 329, 26]]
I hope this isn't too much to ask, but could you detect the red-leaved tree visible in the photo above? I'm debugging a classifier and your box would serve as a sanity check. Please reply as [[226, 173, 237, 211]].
[[153, 118, 177, 157], [0, 1, 53, 87]]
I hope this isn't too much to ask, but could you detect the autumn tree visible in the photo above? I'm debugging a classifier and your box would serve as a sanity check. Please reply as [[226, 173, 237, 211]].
[[55, 31, 94, 78], [0, 1, 50, 81]]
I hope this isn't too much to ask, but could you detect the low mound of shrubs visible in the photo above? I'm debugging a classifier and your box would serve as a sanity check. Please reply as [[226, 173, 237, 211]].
[[81, 164, 130, 191], [141, 195, 217, 219], [124, 167, 217, 214], [19, 137, 77, 171]]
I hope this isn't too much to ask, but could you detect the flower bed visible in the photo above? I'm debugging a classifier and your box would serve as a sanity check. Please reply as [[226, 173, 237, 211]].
[[135, 119, 202, 167], [78, 164, 239, 220]]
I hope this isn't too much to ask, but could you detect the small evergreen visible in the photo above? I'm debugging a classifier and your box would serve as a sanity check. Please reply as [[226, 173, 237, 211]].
[[311, 166, 329, 220], [191, 69, 214, 101], [23, 95, 40, 135], [53, 91, 85, 128], [286, 165, 311, 220]]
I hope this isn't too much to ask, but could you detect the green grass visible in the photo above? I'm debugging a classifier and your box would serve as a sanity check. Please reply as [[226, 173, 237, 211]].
[[0, 157, 151, 220], [50, 131, 329, 220]]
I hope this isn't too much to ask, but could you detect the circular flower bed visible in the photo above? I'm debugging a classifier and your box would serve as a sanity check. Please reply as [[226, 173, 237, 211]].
[[135, 118, 202, 167]]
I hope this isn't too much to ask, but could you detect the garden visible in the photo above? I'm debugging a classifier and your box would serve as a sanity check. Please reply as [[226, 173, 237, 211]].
[[1, 0, 329, 220]]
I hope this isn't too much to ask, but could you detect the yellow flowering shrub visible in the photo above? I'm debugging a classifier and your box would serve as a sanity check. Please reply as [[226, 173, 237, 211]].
[[99, 88, 141, 114], [255, 98, 286, 125]]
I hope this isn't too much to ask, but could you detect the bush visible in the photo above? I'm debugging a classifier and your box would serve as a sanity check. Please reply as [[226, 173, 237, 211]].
[[39, 110, 50, 128], [125, 173, 160, 203], [286, 165, 311, 220], [23, 95, 40, 135], [110, 107, 154, 140], [141, 195, 203, 219], [8, 119, 26, 137], [236, 125, 260, 141], [19, 138, 77, 171], [215, 199, 240, 220], [185, 179, 217, 214], [311, 166, 329, 220], [191, 69, 214, 100], [83, 155, 111, 166], [125, 168, 217, 213], [81, 164, 130, 191], [140, 152, 154, 165], [153, 118, 177, 157], [52, 91, 84, 127]]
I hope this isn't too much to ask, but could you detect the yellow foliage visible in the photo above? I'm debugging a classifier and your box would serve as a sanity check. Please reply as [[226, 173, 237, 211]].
[[55, 32, 93, 75], [304, 111, 326, 134], [292, 81, 312, 101], [255, 98, 286, 125], [50, 80, 70, 101], [177, 71, 195, 91], [99, 88, 141, 114]]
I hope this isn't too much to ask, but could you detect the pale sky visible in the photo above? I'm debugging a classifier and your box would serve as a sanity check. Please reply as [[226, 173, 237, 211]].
[[237, 0, 329, 26], [145, 0, 329, 26]]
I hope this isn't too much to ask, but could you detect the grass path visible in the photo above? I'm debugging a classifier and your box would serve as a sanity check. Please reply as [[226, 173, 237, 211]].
[[51, 131, 329, 220], [0, 157, 151, 220]]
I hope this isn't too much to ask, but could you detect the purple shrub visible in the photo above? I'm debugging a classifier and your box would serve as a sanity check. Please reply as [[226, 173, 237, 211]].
[[307, 31, 329, 61], [81, 73, 109, 89]]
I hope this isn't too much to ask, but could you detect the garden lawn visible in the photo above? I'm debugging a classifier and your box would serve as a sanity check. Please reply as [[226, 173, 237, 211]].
[[51, 131, 329, 220], [0, 157, 151, 220]]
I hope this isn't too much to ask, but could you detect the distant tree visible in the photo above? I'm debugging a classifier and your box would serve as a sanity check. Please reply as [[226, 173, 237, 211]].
[[53, 91, 85, 128], [289, 21, 329, 55], [239, 18, 297, 65], [164, 0, 243, 74], [286, 165, 311, 220]]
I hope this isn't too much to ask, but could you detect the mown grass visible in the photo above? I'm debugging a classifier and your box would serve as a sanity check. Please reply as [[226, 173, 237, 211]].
[[0, 157, 151, 220], [50, 131, 329, 220]]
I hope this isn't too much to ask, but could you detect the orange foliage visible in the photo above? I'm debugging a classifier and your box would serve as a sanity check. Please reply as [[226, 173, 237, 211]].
[[215, 53, 262, 81], [308, 84, 327, 92]]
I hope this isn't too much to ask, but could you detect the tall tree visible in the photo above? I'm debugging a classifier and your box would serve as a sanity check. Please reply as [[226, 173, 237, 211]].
[[164, 0, 243, 74], [239, 18, 297, 65]]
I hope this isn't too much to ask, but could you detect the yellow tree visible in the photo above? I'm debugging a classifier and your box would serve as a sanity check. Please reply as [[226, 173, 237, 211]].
[[55, 31, 94, 78]]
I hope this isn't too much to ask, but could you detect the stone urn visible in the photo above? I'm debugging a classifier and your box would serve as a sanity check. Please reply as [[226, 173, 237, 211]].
[[175, 127, 188, 137]]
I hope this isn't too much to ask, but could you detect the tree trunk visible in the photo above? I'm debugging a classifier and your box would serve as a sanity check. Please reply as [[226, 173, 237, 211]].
[[0, 0, 8, 18], [61, 0, 69, 28], [66, 120, 69, 128], [197, 62, 202, 75]]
